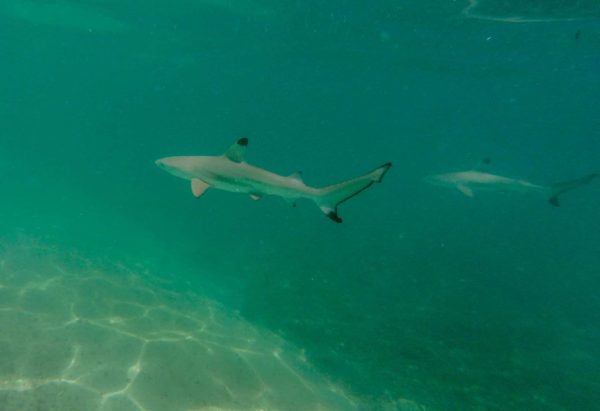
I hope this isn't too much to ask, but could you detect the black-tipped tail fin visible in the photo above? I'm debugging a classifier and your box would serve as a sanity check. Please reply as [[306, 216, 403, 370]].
[[320, 207, 343, 223], [315, 162, 391, 223], [548, 196, 560, 207], [549, 173, 598, 206]]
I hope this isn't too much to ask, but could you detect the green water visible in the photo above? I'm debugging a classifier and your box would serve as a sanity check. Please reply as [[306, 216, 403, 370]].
[[1, 1, 599, 410]]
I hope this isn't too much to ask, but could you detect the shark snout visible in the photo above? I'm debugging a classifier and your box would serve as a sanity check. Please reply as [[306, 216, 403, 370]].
[[155, 157, 177, 170], [155, 156, 194, 180], [155, 157, 176, 176]]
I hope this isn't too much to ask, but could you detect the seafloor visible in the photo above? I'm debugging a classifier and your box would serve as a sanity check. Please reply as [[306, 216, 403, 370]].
[[0, 241, 375, 411]]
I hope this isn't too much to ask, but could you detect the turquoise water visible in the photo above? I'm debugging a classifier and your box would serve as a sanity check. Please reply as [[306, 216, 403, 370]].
[[1, 1, 599, 410]]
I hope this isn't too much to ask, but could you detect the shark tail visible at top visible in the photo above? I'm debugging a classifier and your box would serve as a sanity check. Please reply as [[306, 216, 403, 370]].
[[548, 173, 599, 206], [314, 162, 392, 223]]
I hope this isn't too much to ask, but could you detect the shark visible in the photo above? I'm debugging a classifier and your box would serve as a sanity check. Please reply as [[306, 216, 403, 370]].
[[425, 164, 598, 206], [156, 138, 391, 222]]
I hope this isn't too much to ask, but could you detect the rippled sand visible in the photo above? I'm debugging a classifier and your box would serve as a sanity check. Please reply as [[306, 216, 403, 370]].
[[0, 242, 358, 411]]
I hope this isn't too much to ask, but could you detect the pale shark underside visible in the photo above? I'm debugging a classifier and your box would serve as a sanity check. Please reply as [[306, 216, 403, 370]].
[[156, 138, 391, 223]]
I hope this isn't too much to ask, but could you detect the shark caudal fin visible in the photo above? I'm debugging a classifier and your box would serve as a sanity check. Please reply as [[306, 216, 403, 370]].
[[548, 173, 598, 206], [314, 162, 392, 223]]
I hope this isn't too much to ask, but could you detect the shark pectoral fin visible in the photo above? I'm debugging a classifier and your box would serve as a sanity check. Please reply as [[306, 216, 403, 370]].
[[191, 178, 210, 198], [250, 193, 261, 201], [224, 137, 248, 163], [457, 184, 474, 197]]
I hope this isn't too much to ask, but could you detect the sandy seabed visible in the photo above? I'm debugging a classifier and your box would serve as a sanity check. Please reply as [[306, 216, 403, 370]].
[[0, 241, 359, 411]]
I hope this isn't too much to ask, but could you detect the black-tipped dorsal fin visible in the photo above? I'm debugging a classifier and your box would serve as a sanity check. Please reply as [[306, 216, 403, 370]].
[[473, 157, 491, 171], [289, 171, 304, 183], [224, 137, 248, 163]]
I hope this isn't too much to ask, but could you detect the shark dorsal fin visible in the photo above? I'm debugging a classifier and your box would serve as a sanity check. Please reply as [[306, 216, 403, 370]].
[[191, 178, 210, 197], [474, 157, 491, 171], [224, 137, 248, 163], [289, 171, 303, 183]]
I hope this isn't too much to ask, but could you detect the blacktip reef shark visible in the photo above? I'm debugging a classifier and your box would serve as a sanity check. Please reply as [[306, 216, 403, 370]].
[[426, 160, 598, 206], [156, 138, 391, 222]]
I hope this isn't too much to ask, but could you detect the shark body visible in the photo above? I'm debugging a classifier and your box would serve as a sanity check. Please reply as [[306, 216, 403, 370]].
[[156, 138, 391, 222], [426, 169, 598, 206]]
